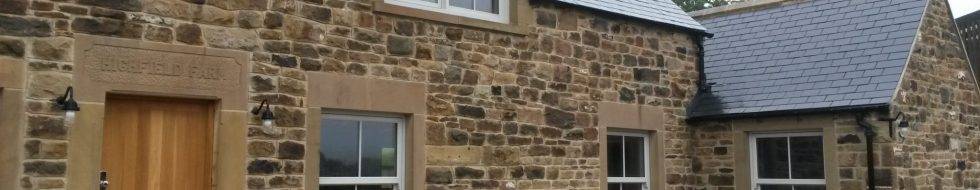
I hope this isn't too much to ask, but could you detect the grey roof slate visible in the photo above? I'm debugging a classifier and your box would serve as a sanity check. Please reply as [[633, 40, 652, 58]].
[[555, 0, 707, 32], [689, 0, 927, 119]]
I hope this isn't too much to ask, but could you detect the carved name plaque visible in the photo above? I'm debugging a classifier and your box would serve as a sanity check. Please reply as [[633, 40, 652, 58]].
[[82, 45, 239, 90], [74, 35, 249, 109]]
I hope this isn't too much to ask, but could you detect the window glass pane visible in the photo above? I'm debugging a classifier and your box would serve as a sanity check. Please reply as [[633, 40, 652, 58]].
[[756, 137, 789, 179], [790, 136, 824, 179], [608, 183, 621, 190], [320, 185, 355, 190], [759, 184, 793, 190], [620, 183, 644, 190], [449, 0, 473, 9], [320, 185, 395, 190], [607, 135, 623, 177], [360, 121, 398, 177], [356, 185, 397, 190], [793, 185, 826, 190], [321, 119, 360, 177], [473, 0, 499, 13], [417, 0, 437, 3], [624, 136, 645, 177]]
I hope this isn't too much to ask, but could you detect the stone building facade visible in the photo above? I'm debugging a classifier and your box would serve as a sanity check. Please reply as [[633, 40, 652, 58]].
[[0, 0, 708, 189], [1, 0, 978, 190]]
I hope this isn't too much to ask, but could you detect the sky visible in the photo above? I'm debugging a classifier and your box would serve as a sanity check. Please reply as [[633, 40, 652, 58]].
[[950, 0, 980, 18]]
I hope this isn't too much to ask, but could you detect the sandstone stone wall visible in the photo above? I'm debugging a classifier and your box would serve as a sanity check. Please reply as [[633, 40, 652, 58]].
[[890, 0, 980, 189], [0, 0, 702, 189]]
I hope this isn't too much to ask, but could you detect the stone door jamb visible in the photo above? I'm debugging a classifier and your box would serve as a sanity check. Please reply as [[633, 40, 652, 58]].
[[0, 57, 27, 189]]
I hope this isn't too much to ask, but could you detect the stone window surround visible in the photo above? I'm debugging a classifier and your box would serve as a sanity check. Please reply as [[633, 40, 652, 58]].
[[597, 102, 667, 190], [383, 0, 510, 23], [0, 57, 26, 189], [372, 0, 532, 35], [748, 131, 826, 188], [64, 34, 250, 190], [304, 72, 427, 190], [731, 115, 841, 190]]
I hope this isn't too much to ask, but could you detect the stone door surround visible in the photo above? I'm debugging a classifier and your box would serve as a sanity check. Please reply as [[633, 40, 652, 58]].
[[0, 57, 26, 189], [65, 34, 249, 190]]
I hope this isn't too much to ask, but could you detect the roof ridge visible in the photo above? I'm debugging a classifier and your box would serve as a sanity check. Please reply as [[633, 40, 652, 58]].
[[689, 0, 805, 19]]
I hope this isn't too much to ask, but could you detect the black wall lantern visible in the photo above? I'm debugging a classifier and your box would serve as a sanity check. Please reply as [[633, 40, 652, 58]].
[[880, 112, 914, 141], [53, 86, 80, 122], [251, 99, 275, 127]]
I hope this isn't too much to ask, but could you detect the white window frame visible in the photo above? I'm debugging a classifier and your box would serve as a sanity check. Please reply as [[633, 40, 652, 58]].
[[319, 114, 406, 189], [384, 0, 510, 23], [606, 131, 651, 190], [749, 132, 826, 190]]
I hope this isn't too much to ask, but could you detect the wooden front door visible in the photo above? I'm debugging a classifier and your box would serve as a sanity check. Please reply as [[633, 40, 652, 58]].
[[102, 95, 215, 190]]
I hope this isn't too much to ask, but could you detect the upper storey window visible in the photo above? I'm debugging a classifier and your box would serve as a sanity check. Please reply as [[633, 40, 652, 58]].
[[384, 0, 510, 23]]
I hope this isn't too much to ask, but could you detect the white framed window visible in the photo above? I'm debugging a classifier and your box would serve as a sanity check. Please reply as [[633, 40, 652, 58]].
[[749, 132, 826, 190], [319, 114, 406, 190], [384, 0, 510, 23], [607, 131, 650, 190]]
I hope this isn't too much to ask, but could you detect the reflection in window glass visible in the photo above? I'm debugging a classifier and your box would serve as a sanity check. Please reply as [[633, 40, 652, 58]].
[[792, 185, 826, 190], [321, 119, 360, 177], [320, 185, 396, 190], [624, 136, 645, 177], [360, 121, 398, 177], [759, 185, 793, 190], [608, 135, 624, 177], [473, 0, 499, 13], [759, 185, 826, 190], [449, 0, 473, 9], [756, 137, 789, 178], [790, 136, 824, 179], [608, 183, 644, 190], [448, 0, 499, 13]]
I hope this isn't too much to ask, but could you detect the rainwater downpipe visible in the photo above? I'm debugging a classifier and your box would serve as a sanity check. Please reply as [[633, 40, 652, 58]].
[[855, 113, 876, 190]]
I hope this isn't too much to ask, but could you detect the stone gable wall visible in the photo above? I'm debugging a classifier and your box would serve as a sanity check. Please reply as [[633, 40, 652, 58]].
[[0, 0, 701, 189], [890, 0, 980, 189], [691, 0, 980, 190]]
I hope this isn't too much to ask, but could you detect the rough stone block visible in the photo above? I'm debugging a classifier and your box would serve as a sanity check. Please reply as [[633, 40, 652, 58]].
[[70, 17, 142, 38], [0, 37, 25, 57], [78, 0, 140, 11], [0, 0, 28, 15], [175, 23, 203, 45], [0, 15, 52, 37], [204, 27, 258, 50]]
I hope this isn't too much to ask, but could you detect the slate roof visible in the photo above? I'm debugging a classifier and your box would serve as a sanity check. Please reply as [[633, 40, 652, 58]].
[[555, 0, 708, 33], [688, 0, 928, 119]]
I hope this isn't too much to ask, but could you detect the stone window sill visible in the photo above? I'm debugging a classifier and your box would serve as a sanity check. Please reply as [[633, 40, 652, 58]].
[[373, 0, 531, 35]]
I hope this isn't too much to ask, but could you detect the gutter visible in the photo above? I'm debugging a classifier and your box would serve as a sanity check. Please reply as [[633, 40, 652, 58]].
[[688, 103, 890, 122]]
